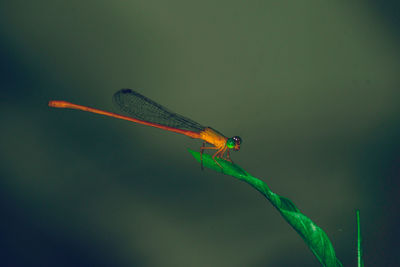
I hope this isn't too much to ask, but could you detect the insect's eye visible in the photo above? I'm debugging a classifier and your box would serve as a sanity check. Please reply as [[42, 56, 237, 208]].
[[232, 136, 242, 145]]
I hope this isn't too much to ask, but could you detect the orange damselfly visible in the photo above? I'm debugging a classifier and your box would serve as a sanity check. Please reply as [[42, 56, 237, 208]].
[[49, 89, 242, 169]]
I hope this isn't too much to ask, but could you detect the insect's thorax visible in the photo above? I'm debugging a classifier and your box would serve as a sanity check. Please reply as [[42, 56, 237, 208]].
[[199, 127, 227, 148]]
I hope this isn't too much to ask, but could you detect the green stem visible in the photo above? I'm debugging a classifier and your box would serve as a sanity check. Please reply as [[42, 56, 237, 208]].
[[356, 210, 363, 267]]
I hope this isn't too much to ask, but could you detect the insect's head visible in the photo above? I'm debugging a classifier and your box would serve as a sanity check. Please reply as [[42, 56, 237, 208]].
[[227, 136, 242, 151]]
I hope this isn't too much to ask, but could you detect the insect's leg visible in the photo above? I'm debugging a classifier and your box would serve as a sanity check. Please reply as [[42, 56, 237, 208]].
[[212, 148, 225, 170], [200, 142, 205, 170], [225, 149, 233, 163], [200, 145, 218, 170], [218, 147, 227, 159]]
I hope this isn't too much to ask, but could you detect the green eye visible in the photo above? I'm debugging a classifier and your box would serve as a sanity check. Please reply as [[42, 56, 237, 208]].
[[226, 138, 235, 148]]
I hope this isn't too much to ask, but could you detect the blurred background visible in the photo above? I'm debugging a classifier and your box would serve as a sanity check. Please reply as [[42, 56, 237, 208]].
[[1, 1, 399, 266]]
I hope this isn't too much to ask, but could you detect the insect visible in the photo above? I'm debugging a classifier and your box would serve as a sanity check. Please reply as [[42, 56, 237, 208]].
[[49, 89, 242, 169]]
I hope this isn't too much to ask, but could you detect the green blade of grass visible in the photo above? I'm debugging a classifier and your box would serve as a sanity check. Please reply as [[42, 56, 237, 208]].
[[356, 210, 364, 267], [188, 149, 342, 267]]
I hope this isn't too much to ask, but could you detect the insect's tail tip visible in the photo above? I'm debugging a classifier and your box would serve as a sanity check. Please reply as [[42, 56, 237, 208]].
[[48, 100, 69, 108]]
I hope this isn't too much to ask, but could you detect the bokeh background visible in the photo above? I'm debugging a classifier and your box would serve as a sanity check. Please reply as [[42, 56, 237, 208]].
[[1, 1, 399, 266]]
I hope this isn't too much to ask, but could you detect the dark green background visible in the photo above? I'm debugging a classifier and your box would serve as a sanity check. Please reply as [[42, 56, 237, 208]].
[[1, 1, 399, 266]]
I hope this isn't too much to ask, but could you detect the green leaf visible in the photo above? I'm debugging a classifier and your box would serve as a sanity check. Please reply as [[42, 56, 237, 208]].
[[188, 149, 343, 267]]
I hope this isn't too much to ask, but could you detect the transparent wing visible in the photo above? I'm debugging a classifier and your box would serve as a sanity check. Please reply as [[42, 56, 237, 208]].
[[113, 89, 205, 132]]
